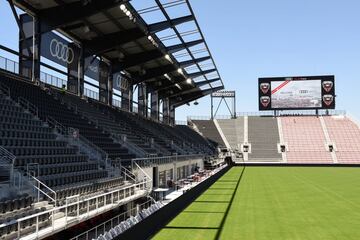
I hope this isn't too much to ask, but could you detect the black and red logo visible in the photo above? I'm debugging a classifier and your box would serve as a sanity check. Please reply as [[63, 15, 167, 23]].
[[260, 96, 271, 107], [322, 81, 334, 92], [260, 83, 270, 94], [323, 94, 334, 106]]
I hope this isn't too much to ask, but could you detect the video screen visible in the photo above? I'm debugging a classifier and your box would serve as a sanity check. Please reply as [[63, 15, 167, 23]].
[[271, 80, 322, 109], [258, 75, 335, 110]]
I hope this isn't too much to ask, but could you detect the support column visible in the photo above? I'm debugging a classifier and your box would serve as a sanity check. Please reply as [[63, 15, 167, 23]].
[[138, 83, 147, 117], [19, 14, 37, 80], [169, 104, 175, 126], [162, 98, 170, 125], [151, 91, 159, 121], [121, 87, 131, 111]]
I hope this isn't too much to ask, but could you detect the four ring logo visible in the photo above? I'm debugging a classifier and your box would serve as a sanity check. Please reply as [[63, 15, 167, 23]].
[[116, 75, 129, 90], [50, 39, 74, 64]]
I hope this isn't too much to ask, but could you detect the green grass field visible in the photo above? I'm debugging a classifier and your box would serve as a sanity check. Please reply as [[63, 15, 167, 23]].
[[152, 166, 360, 240]]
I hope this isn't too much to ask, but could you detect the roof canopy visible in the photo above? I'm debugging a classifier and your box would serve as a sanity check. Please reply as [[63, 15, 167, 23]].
[[14, 0, 224, 106]]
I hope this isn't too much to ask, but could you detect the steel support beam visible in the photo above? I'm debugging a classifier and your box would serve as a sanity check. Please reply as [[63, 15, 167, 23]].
[[36, 0, 128, 32], [151, 76, 186, 92], [179, 56, 211, 68], [83, 28, 144, 57], [187, 69, 217, 79], [172, 86, 223, 107], [165, 39, 204, 54], [133, 64, 177, 83], [195, 78, 220, 87], [112, 50, 164, 72], [148, 15, 194, 33]]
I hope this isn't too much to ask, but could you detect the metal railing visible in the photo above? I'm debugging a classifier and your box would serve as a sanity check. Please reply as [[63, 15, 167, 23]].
[[0, 55, 19, 74], [188, 110, 347, 120], [0, 179, 150, 240], [69, 199, 155, 240], [40, 71, 67, 89], [84, 88, 99, 100], [70, 127, 109, 163], [18, 96, 39, 117], [0, 146, 16, 185], [0, 82, 11, 96], [107, 130, 148, 159], [28, 173, 57, 206], [112, 98, 121, 108], [120, 166, 136, 182], [46, 116, 68, 135], [131, 154, 204, 169], [132, 161, 152, 192], [175, 120, 188, 125]]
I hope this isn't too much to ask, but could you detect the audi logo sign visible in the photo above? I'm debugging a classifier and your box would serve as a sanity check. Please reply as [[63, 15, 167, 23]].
[[50, 39, 74, 64]]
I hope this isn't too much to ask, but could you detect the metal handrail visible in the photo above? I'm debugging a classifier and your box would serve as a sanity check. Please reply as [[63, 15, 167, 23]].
[[69, 199, 155, 240], [0, 146, 16, 165], [0, 146, 16, 186], [132, 161, 152, 183], [132, 154, 204, 168], [107, 129, 148, 158], [28, 173, 57, 206], [120, 166, 136, 182], [0, 82, 10, 96], [77, 130, 109, 161], [0, 179, 151, 240], [18, 96, 39, 117], [46, 116, 68, 135]]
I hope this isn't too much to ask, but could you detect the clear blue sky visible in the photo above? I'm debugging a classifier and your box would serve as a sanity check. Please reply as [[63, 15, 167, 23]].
[[1, 1, 360, 121]]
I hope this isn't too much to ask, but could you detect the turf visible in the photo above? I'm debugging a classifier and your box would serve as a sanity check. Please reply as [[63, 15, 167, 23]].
[[152, 166, 360, 240]]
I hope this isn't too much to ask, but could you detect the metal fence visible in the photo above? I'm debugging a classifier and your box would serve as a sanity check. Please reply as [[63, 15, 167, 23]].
[[40, 71, 67, 89], [188, 110, 347, 120], [69, 199, 155, 240], [84, 88, 99, 100], [0, 55, 19, 74], [0, 180, 150, 240], [131, 154, 204, 169]]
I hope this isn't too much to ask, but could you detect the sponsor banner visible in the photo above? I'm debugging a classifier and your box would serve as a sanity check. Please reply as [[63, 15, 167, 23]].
[[41, 32, 80, 68], [113, 73, 130, 91], [99, 61, 110, 104], [84, 57, 100, 81]]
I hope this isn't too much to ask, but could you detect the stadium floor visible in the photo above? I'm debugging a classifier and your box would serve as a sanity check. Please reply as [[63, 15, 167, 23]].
[[152, 166, 360, 240]]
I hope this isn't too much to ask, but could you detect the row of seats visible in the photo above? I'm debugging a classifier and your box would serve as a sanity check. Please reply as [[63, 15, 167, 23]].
[[40, 170, 108, 188], [56, 176, 124, 202], [0, 194, 32, 214], [0, 82, 127, 214], [60, 94, 159, 156], [0, 76, 135, 162], [0, 208, 50, 240], [64, 186, 136, 215]]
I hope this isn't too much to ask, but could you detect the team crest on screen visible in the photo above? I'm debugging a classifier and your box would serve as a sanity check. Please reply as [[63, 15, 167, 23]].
[[323, 95, 334, 106], [322, 81, 333, 92], [260, 96, 270, 107], [260, 83, 270, 94]]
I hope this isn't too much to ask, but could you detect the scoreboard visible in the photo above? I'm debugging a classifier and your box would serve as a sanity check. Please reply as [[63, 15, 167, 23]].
[[258, 75, 335, 110]]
